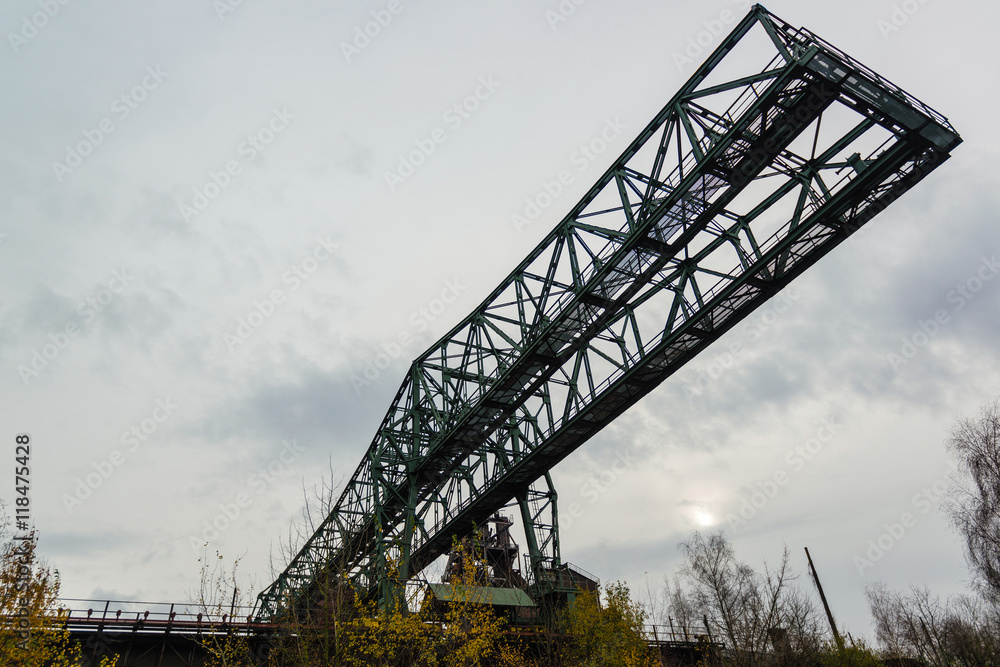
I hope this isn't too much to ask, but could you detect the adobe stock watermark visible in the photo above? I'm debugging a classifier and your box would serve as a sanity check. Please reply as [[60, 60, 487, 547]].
[[51, 66, 168, 182], [7, 0, 74, 54], [177, 107, 295, 221], [683, 287, 800, 403], [563, 448, 634, 530], [726, 416, 842, 532], [854, 461, 957, 575], [189, 439, 306, 552], [17, 269, 135, 386], [672, 0, 753, 72], [511, 117, 628, 234], [886, 254, 999, 372], [846, 149, 944, 250], [213, 0, 248, 21], [544, 0, 589, 31], [384, 76, 501, 192], [61, 398, 179, 514], [340, 0, 408, 62], [350, 278, 467, 394], [224, 236, 340, 352], [877, 0, 932, 40]]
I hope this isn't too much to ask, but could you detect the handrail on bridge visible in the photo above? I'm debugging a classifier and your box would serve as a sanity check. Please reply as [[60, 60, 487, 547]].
[[43, 598, 276, 636]]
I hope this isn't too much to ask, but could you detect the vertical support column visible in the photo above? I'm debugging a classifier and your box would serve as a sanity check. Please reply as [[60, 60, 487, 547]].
[[373, 445, 394, 611], [518, 497, 542, 579], [517, 473, 561, 589], [391, 366, 423, 613]]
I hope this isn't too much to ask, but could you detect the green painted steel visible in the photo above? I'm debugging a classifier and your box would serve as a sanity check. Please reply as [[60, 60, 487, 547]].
[[426, 584, 536, 608], [254, 4, 961, 621]]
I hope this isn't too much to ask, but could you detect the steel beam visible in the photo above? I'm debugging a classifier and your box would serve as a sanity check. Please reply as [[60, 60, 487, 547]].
[[254, 4, 960, 621]]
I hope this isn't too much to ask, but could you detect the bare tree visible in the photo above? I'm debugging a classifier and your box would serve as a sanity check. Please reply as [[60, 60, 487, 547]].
[[663, 575, 700, 642], [861, 400, 1000, 667], [670, 531, 823, 666], [866, 582, 942, 663], [267, 457, 343, 584], [945, 398, 1000, 602], [865, 582, 1000, 666], [259, 458, 356, 666]]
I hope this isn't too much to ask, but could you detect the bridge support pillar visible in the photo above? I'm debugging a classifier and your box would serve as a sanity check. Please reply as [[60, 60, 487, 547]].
[[517, 473, 561, 587]]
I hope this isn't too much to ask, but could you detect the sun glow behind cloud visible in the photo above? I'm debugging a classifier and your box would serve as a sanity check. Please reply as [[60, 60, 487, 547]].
[[693, 508, 715, 527]]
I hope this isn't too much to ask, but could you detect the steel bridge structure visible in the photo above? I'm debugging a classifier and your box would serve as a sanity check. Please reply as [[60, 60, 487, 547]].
[[254, 4, 961, 621]]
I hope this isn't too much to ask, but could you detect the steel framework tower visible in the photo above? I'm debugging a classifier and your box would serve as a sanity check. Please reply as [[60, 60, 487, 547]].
[[254, 4, 960, 620]]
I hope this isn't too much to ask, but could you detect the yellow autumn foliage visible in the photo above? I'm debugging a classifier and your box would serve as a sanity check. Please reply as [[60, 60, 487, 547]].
[[0, 526, 116, 667]]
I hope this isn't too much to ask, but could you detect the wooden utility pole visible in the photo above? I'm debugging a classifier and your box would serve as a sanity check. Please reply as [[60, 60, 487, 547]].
[[805, 547, 844, 650]]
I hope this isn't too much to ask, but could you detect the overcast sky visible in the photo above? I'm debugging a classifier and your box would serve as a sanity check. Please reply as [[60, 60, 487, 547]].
[[3, 0, 999, 639]]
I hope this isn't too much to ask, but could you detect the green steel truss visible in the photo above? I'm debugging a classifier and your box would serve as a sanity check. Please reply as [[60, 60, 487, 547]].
[[254, 4, 960, 620]]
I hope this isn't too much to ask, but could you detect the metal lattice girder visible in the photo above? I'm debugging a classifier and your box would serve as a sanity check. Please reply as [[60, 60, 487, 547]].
[[517, 473, 560, 580], [254, 4, 960, 621]]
